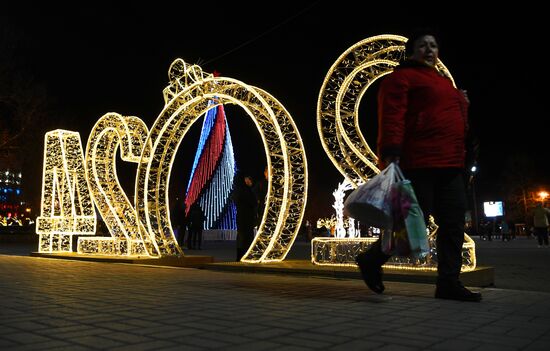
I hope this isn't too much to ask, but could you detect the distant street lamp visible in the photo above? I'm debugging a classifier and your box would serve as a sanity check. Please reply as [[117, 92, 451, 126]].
[[470, 164, 479, 236], [539, 191, 549, 206]]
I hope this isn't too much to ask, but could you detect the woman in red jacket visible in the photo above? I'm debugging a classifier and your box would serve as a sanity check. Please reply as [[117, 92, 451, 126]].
[[355, 30, 482, 302]]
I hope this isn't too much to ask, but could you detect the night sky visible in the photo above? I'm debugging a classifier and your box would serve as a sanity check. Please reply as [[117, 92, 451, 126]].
[[3, 2, 548, 220]]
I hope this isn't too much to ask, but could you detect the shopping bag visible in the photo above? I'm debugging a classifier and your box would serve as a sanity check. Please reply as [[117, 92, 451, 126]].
[[343, 163, 399, 229], [381, 165, 429, 258]]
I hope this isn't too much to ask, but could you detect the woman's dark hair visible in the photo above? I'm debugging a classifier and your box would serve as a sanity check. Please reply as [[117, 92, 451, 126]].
[[404, 28, 440, 56]]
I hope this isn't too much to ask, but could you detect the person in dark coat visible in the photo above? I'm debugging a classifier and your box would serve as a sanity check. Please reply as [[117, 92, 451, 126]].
[[355, 29, 481, 302], [187, 203, 205, 250], [233, 174, 258, 260], [171, 198, 187, 248], [253, 166, 269, 227]]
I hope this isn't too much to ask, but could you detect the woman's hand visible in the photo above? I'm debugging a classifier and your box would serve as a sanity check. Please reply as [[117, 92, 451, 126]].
[[378, 156, 400, 169]]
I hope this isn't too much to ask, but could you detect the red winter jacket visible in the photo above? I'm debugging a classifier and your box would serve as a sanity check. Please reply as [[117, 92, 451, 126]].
[[377, 61, 468, 170]]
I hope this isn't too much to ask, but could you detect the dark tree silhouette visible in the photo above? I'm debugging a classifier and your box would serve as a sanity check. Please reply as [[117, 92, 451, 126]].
[[498, 152, 538, 225]]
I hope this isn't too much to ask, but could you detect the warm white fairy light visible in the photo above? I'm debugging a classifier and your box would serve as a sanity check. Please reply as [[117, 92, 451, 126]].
[[312, 232, 476, 272], [312, 237, 377, 266], [316, 35, 475, 271], [347, 217, 359, 238], [36, 130, 96, 253], [134, 59, 307, 261], [78, 113, 153, 256], [332, 178, 361, 238], [35, 60, 307, 261], [317, 216, 335, 232]]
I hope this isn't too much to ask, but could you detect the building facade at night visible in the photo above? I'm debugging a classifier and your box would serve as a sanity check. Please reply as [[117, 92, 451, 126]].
[[0, 130, 28, 225]]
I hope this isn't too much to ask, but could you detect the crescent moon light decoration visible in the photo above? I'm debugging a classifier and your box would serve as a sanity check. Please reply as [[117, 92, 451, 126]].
[[314, 34, 475, 271]]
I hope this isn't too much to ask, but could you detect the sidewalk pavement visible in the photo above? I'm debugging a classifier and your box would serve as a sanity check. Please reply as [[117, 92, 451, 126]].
[[1, 236, 549, 350]]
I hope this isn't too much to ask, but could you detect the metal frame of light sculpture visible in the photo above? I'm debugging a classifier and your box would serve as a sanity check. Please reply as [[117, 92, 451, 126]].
[[316, 34, 475, 270], [135, 59, 308, 261], [78, 113, 153, 256], [312, 219, 476, 272], [36, 130, 96, 253]]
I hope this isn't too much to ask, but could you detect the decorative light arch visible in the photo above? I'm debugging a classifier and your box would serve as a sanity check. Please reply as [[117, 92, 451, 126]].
[[135, 59, 308, 262], [315, 35, 475, 271]]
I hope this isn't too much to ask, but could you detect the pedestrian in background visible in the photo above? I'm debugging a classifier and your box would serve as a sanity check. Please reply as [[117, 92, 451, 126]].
[[253, 166, 269, 227], [233, 173, 258, 260], [171, 198, 187, 249], [533, 203, 550, 247], [500, 219, 510, 242], [187, 203, 205, 250], [355, 29, 482, 302]]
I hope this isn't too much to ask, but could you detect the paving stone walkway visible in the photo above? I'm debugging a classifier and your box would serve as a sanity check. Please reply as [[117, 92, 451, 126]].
[[1, 236, 549, 350]]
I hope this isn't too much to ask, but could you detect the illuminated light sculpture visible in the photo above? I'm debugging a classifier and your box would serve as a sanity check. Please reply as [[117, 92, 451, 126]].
[[134, 59, 308, 261], [332, 178, 361, 238], [312, 217, 476, 271], [36, 60, 307, 262], [185, 101, 237, 231], [36, 130, 96, 253], [315, 34, 475, 269], [78, 113, 153, 256]]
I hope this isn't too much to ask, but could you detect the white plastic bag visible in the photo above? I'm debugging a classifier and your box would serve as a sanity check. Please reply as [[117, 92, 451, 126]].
[[343, 163, 399, 229], [344, 163, 429, 258]]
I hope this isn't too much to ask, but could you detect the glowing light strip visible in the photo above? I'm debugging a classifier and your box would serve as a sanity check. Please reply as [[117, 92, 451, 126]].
[[311, 235, 476, 272], [36, 130, 96, 253], [185, 102, 226, 216], [186, 100, 217, 194], [332, 178, 360, 238], [196, 105, 236, 230], [220, 116, 238, 230], [198, 143, 235, 229]]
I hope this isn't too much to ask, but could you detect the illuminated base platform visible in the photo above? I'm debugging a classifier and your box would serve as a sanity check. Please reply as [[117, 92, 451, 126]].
[[30, 252, 214, 267], [202, 260, 495, 287]]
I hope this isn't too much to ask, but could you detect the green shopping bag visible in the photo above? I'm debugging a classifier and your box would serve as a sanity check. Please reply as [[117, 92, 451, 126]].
[[381, 166, 429, 258]]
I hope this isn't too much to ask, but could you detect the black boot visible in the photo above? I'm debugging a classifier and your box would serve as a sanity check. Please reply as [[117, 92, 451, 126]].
[[355, 251, 385, 294], [435, 280, 482, 302]]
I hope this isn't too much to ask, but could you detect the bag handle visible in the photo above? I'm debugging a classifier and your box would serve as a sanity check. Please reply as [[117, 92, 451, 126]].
[[388, 162, 405, 182]]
